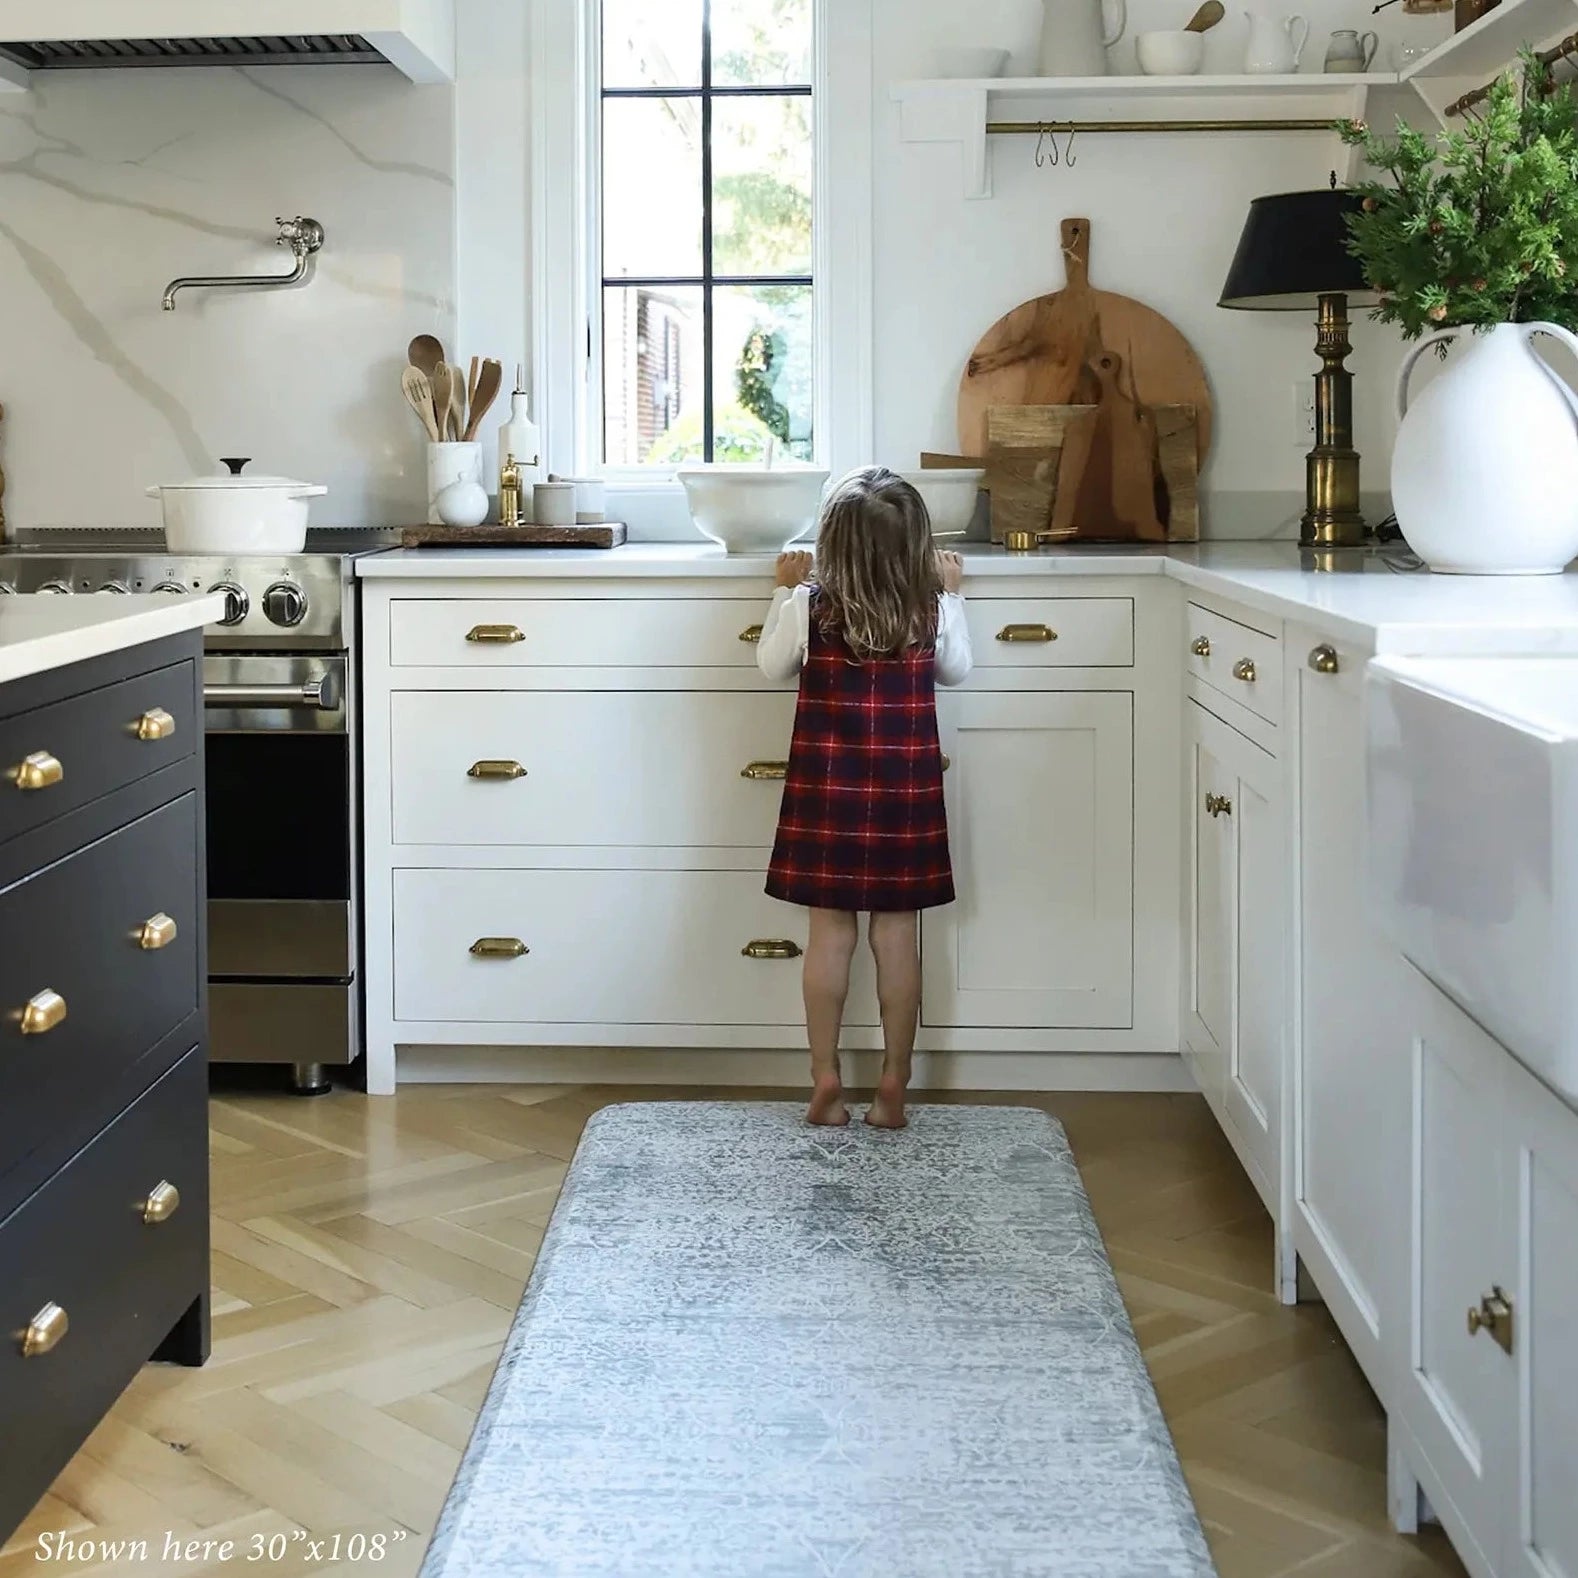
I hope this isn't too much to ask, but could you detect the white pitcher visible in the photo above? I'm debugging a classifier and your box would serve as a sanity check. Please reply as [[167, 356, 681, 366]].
[[1243, 9, 1309, 73], [1394, 323, 1578, 574], [1039, 0, 1126, 77]]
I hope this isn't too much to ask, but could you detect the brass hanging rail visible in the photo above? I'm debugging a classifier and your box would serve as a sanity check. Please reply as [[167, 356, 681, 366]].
[[988, 117, 1335, 135], [1446, 29, 1578, 117]]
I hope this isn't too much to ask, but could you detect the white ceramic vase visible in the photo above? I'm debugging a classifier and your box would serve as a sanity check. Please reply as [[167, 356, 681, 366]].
[[1394, 322, 1578, 575], [1039, 0, 1125, 76], [426, 441, 483, 525]]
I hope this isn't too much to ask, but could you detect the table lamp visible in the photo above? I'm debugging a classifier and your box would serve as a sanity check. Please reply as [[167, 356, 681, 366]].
[[1219, 187, 1378, 548]]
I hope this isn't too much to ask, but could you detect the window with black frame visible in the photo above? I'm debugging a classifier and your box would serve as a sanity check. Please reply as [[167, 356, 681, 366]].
[[600, 0, 813, 467]]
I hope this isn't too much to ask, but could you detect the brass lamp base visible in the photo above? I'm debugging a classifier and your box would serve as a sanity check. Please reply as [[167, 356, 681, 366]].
[[1300, 291, 1366, 549]]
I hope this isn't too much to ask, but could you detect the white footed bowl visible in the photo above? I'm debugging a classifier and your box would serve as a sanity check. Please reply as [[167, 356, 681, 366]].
[[897, 470, 986, 539], [676, 466, 830, 555]]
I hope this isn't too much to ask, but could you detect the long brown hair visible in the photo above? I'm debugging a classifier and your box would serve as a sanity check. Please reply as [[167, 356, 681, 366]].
[[813, 467, 943, 661]]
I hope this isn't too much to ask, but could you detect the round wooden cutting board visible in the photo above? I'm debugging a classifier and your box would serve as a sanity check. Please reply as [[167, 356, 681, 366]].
[[957, 217, 1213, 464]]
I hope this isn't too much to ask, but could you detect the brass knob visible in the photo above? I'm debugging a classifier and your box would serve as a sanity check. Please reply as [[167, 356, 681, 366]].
[[467, 760, 527, 781], [997, 624, 1057, 644], [133, 707, 176, 742], [470, 937, 528, 959], [739, 625, 764, 644], [1205, 793, 1234, 819], [141, 1181, 181, 1225], [466, 624, 525, 645], [9, 751, 62, 791], [16, 989, 66, 1036], [1309, 644, 1340, 675], [1232, 658, 1257, 683], [740, 761, 788, 781], [742, 939, 802, 960], [1189, 636, 1211, 657], [138, 913, 178, 951], [941, 753, 951, 772], [19, 1302, 68, 1358], [1467, 1288, 1515, 1355]]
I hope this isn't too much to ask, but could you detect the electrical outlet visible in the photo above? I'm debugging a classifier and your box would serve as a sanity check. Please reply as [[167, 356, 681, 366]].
[[1291, 381, 1316, 446]]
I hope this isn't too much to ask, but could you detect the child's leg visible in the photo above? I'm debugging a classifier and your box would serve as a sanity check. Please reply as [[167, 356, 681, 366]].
[[804, 908, 858, 1125], [866, 910, 920, 1130]]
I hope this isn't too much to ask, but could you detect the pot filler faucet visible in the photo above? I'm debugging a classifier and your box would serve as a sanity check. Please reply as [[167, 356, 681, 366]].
[[162, 216, 325, 311]]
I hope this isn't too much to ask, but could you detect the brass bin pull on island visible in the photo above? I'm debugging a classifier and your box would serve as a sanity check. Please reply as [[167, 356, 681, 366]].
[[141, 1181, 181, 1226], [742, 939, 802, 961], [468, 760, 527, 781], [739, 625, 764, 644], [19, 1301, 68, 1358], [16, 989, 66, 1035], [466, 624, 525, 645], [138, 913, 178, 951], [741, 762, 789, 781], [470, 937, 528, 959], [134, 707, 176, 742], [997, 624, 1058, 644], [9, 751, 62, 791]]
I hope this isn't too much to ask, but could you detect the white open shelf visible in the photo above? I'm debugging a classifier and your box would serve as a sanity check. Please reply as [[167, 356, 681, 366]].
[[892, 74, 1395, 199]]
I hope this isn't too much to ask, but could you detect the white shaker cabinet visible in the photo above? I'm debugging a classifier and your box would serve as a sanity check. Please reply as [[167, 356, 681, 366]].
[[1290, 624, 1413, 1392]]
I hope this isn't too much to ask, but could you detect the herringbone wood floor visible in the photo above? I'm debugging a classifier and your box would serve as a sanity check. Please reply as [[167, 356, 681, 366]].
[[4, 1085, 1468, 1578]]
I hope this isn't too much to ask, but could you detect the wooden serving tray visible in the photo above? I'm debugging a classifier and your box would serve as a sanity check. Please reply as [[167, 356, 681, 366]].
[[400, 522, 628, 549]]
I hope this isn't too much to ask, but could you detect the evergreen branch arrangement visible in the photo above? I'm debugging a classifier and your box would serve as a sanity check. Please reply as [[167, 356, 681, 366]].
[[1339, 54, 1578, 338]]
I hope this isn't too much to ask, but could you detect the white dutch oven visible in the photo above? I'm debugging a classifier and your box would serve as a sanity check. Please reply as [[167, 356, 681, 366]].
[[148, 459, 326, 553]]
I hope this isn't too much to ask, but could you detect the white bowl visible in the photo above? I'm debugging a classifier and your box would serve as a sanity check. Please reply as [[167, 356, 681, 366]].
[[676, 466, 830, 555], [898, 470, 986, 539], [1135, 31, 1204, 75], [933, 46, 1011, 79]]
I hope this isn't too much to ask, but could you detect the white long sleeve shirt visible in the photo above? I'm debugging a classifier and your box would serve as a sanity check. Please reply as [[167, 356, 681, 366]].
[[755, 586, 974, 685]]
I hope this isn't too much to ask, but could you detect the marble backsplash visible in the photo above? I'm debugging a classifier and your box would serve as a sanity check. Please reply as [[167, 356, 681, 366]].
[[0, 65, 455, 534]]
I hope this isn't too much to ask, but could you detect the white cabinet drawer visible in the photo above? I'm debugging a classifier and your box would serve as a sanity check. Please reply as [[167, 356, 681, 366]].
[[393, 868, 878, 1026], [391, 690, 796, 847], [1186, 603, 1282, 726], [390, 598, 769, 669], [965, 597, 1133, 668]]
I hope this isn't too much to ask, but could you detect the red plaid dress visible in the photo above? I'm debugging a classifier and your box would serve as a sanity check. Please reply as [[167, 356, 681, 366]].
[[765, 596, 955, 913]]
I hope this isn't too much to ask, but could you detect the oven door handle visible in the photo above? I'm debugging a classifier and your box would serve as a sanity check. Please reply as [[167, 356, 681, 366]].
[[204, 672, 342, 713]]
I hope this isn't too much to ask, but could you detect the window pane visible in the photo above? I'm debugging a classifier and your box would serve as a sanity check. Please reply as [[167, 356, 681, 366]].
[[604, 285, 706, 466], [602, 98, 703, 279], [712, 0, 812, 86], [602, 0, 702, 89], [713, 285, 814, 462], [712, 95, 812, 277]]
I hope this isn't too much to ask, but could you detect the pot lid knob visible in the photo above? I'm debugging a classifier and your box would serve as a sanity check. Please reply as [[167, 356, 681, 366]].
[[219, 457, 251, 475]]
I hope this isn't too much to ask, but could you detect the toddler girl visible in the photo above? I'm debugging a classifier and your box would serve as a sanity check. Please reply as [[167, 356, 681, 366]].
[[756, 467, 972, 1129]]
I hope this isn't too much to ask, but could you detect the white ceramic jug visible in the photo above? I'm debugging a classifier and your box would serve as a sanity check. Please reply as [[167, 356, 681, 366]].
[[1393, 323, 1578, 574], [1243, 9, 1309, 72], [1040, 0, 1126, 77]]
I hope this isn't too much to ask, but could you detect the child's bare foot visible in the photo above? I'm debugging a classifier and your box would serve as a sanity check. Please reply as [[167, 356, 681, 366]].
[[864, 1071, 909, 1130], [807, 1072, 850, 1127]]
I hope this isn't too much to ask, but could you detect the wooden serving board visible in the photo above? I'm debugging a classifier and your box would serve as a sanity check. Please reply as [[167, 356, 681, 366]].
[[958, 218, 1213, 466], [400, 522, 628, 549]]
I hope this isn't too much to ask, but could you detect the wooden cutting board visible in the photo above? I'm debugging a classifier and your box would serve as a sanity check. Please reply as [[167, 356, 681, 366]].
[[958, 217, 1213, 465], [400, 522, 628, 549]]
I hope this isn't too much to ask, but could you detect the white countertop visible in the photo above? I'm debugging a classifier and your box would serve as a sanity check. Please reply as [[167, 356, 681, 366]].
[[356, 540, 1578, 654], [0, 594, 226, 686]]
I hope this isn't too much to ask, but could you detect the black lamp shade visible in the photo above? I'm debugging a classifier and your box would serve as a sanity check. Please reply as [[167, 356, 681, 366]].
[[1219, 189, 1378, 311]]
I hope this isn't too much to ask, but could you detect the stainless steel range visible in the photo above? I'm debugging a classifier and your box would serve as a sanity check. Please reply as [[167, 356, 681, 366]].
[[0, 529, 397, 1094]]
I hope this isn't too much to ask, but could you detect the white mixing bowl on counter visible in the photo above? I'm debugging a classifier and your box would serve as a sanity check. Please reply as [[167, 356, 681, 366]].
[[676, 465, 830, 555], [897, 469, 986, 539]]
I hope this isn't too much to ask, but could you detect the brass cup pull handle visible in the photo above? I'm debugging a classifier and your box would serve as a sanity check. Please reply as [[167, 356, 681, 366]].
[[470, 937, 528, 959], [1467, 1288, 1515, 1354], [1232, 658, 1257, 683], [134, 707, 176, 742], [9, 751, 62, 792], [19, 1302, 68, 1358], [468, 760, 527, 781], [742, 939, 803, 961], [1205, 793, 1234, 819], [142, 1181, 181, 1225], [739, 625, 764, 644], [1190, 636, 1211, 658], [997, 624, 1057, 644], [466, 624, 525, 645], [1309, 644, 1341, 675], [138, 913, 178, 951], [741, 761, 788, 781], [17, 989, 66, 1036]]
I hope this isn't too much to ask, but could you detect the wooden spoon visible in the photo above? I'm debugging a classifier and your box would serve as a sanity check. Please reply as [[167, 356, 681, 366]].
[[1185, 1, 1225, 31], [407, 334, 445, 380], [431, 361, 455, 441], [401, 367, 441, 442], [450, 372, 466, 444], [467, 355, 480, 429], [463, 358, 503, 441]]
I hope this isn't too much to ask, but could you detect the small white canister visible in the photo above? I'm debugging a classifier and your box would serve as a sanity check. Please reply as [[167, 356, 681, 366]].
[[533, 481, 577, 527], [426, 442, 483, 525], [550, 473, 608, 523]]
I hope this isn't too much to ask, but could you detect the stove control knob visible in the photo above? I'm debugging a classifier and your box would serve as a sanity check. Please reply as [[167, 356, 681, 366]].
[[212, 581, 250, 626], [149, 580, 187, 596], [98, 580, 130, 595], [38, 579, 73, 594], [262, 581, 307, 628]]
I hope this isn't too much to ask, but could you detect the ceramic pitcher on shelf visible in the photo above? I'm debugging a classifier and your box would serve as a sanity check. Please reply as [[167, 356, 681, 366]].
[[1039, 0, 1127, 77], [1324, 27, 1378, 70], [1243, 9, 1309, 72]]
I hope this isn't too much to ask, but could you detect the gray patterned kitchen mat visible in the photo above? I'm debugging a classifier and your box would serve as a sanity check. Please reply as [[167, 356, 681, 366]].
[[420, 1102, 1217, 1577]]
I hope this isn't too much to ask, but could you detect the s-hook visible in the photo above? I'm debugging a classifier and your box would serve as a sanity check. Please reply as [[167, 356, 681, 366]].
[[1034, 124, 1078, 170], [1035, 123, 1058, 168]]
